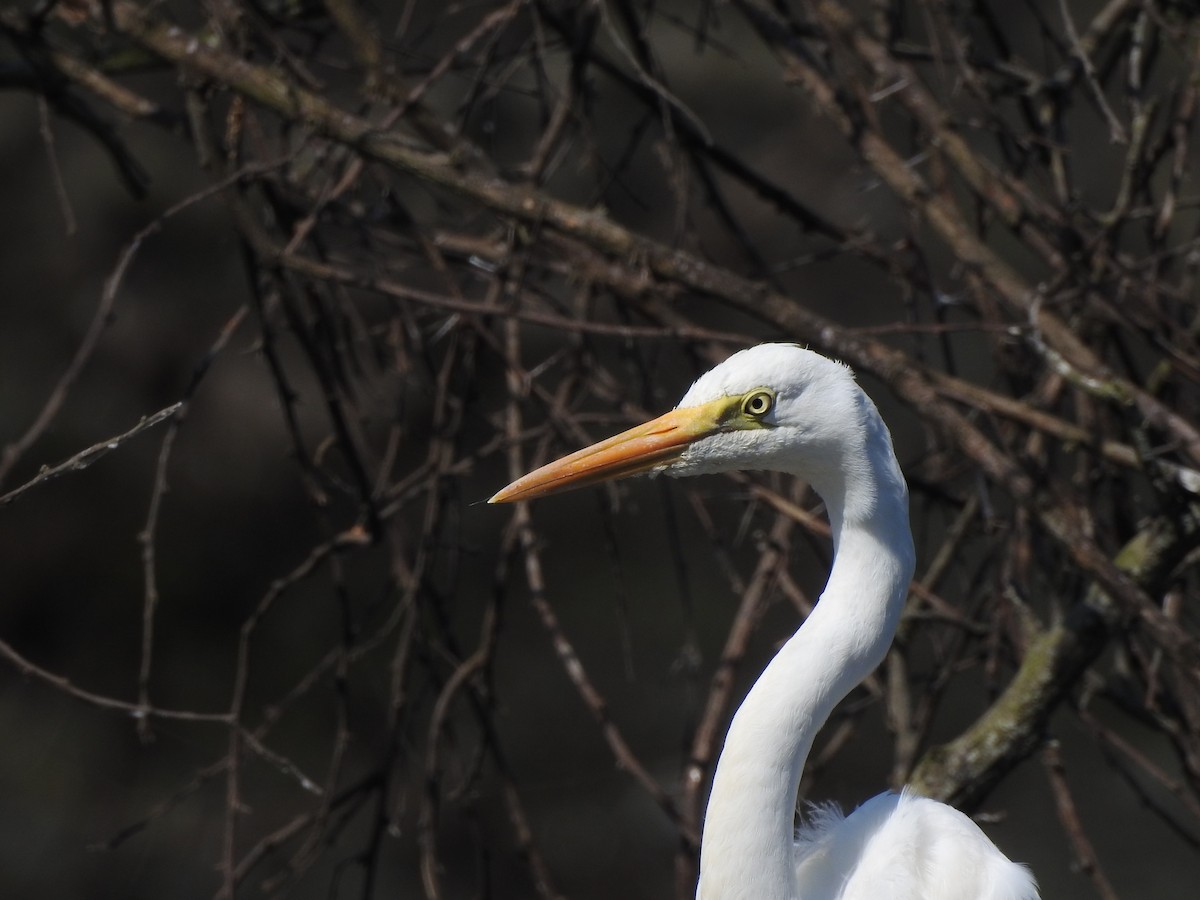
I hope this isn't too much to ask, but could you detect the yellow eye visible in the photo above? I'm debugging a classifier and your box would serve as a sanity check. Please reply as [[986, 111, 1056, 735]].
[[742, 389, 774, 418]]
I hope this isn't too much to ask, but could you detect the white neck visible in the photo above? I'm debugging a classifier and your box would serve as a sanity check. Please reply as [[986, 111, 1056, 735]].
[[696, 414, 915, 900]]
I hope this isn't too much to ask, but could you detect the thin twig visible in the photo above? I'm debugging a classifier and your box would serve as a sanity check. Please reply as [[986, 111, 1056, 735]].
[[0, 403, 182, 507]]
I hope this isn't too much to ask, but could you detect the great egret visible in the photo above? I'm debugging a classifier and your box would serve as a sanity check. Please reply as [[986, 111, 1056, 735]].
[[491, 344, 1039, 900]]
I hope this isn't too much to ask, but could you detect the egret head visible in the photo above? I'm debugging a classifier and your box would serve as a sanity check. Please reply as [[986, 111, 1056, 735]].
[[489, 344, 888, 505], [667, 343, 872, 483]]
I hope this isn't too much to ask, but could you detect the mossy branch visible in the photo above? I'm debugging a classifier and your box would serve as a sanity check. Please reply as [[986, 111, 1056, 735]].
[[911, 518, 1196, 807]]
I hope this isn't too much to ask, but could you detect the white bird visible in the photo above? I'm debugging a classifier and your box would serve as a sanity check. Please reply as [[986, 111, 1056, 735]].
[[490, 344, 1038, 900]]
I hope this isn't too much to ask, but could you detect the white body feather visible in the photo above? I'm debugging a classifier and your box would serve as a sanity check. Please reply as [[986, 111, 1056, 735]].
[[792, 791, 1038, 900]]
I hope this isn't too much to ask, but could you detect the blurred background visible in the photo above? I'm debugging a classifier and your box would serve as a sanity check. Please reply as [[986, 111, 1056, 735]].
[[2, 1, 1199, 897]]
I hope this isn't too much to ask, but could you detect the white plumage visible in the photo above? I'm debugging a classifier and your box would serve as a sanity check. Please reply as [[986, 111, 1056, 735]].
[[492, 344, 1038, 900], [791, 791, 1038, 899]]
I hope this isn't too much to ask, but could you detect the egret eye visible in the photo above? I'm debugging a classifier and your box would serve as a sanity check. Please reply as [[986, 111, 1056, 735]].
[[742, 389, 774, 418]]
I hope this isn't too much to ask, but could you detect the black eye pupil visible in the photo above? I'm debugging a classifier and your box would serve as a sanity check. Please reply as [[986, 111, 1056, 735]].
[[747, 393, 770, 415]]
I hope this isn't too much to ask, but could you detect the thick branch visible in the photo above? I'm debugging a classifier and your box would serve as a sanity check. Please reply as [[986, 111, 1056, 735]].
[[911, 517, 1196, 807]]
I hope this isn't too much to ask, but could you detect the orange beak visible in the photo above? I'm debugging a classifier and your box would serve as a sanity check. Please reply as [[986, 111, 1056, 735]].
[[489, 398, 731, 503]]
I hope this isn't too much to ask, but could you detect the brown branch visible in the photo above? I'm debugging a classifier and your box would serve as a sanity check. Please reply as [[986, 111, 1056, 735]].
[[499, 320, 697, 848], [46, 3, 1189, 492], [1043, 741, 1122, 900], [0, 402, 182, 507], [736, 0, 1200, 464], [0, 632, 229, 725], [136, 307, 248, 740], [910, 515, 1197, 807]]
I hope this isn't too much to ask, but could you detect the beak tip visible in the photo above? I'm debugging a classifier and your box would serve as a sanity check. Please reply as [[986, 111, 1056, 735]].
[[488, 486, 517, 504]]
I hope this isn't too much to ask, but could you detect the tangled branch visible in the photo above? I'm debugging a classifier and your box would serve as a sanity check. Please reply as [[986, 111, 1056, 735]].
[[2, 1, 1199, 898]]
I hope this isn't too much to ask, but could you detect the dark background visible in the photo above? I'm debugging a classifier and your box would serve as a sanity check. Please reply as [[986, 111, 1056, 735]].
[[2, 2, 1199, 898]]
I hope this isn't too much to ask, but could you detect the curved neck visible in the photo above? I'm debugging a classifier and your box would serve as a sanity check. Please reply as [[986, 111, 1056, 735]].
[[696, 428, 915, 900]]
